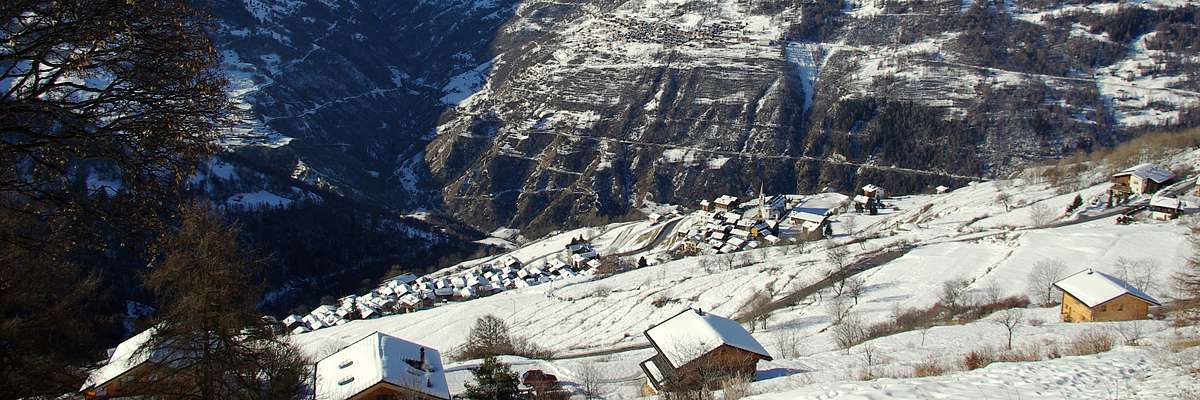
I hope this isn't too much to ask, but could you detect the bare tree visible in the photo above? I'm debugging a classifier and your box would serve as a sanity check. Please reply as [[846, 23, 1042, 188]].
[[939, 279, 972, 316], [826, 296, 851, 325], [1112, 320, 1146, 346], [995, 192, 1012, 212], [832, 313, 866, 353], [1028, 202, 1054, 227], [741, 292, 772, 332], [1027, 259, 1068, 306], [825, 243, 850, 276], [845, 276, 867, 305], [1114, 257, 1159, 294], [841, 215, 858, 238], [575, 363, 604, 399], [994, 308, 1024, 350], [858, 343, 887, 380]]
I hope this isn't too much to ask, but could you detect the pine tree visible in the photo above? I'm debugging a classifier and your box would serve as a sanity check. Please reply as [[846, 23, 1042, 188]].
[[464, 356, 522, 400], [1066, 194, 1084, 213], [638, 256, 648, 268], [1172, 224, 1200, 323]]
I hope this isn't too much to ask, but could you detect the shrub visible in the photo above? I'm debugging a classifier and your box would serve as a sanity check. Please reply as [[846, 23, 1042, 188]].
[[1068, 330, 1114, 356], [963, 347, 996, 370], [913, 358, 947, 377]]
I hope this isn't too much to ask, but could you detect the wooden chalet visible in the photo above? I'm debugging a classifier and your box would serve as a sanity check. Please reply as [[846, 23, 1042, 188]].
[[861, 184, 884, 198], [789, 210, 829, 240], [640, 308, 772, 393], [80, 328, 174, 399], [1148, 196, 1185, 220], [1053, 269, 1161, 323], [713, 195, 738, 211], [935, 185, 950, 194], [313, 332, 449, 400], [1110, 163, 1174, 195]]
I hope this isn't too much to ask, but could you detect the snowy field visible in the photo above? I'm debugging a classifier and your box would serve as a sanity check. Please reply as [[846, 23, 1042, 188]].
[[294, 148, 1200, 399]]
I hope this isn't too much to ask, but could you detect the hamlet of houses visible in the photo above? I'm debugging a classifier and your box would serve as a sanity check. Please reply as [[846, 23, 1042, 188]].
[[282, 242, 603, 335]]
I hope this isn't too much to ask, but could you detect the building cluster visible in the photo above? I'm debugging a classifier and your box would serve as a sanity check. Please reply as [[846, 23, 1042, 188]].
[[1107, 163, 1190, 221], [684, 195, 783, 254], [283, 242, 603, 335], [601, 14, 747, 47]]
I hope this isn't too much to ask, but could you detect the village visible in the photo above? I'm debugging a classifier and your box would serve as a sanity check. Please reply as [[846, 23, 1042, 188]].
[[80, 158, 1200, 399]]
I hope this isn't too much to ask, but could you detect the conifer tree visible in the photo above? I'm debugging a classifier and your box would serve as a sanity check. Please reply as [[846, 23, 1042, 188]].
[[464, 356, 522, 400]]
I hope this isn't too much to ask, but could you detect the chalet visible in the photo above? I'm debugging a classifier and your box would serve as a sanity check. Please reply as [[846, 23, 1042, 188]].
[[861, 184, 883, 198], [936, 185, 950, 194], [1196, 176, 1200, 196], [386, 273, 419, 286], [699, 199, 712, 211], [713, 195, 738, 211], [313, 332, 449, 400], [789, 210, 829, 239], [80, 328, 170, 399], [649, 212, 664, 224], [639, 308, 773, 393], [1053, 269, 1161, 323], [1111, 163, 1175, 195], [1148, 196, 1185, 220], [282, 314, 304, 331]]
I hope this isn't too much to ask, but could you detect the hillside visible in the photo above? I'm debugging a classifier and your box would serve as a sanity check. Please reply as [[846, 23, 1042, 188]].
[[205, 0, 1200, 235], [287, 147, 1200, 398]]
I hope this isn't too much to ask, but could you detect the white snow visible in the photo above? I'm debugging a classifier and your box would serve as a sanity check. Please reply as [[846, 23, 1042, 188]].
[[313, 332, 449, 400]]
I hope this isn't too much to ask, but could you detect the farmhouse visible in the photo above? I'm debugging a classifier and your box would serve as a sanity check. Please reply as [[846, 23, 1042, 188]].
[[789, 210, 829, 239], [314, 332, 449, 400], [936, 185, 950, 194], [713, 195, 738, 211], [1053, 269, 1161, 323], [1148, 196, 1185, 220], [639, 308, 772, 393], [1110, 163, 1175, 195]]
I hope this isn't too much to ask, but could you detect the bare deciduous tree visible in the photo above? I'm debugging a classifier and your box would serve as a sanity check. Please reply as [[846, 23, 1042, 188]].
[[1028, 202, 1054, 227], [845, 276, 867, 305], [994, 308, 1024, 350], [575, 363, 604, 399], [1027, 259, 1068, 306], [995, 192, 1012, 212], [832, 312, 866, 353]]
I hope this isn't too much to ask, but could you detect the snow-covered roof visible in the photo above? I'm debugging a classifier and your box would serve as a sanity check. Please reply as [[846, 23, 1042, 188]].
[[936, 185, 950, 192], [714, 195, 738, 206], [1113, 163, 1174, 183], [314, 332, 449, 400], [1150, 196, 1183, 209], [1053, 269, 1161, 308], [862, 184, 881, 193], [81, 327, 162, 392], [791, 211, 827, 224], [387, 273, 419, 285], [853, 194, 871, 204], [644, 308, 772, 369]]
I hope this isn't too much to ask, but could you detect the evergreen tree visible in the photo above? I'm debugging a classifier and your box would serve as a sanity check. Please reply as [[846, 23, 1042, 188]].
[[1172, 224, 1200, 323], [1066, 194, 1084, 213], [464, 356, 523, 400], [638, 256, 648, 268]]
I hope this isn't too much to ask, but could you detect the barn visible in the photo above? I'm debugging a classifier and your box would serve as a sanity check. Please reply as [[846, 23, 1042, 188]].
[[1053, 269, 1161, 323]]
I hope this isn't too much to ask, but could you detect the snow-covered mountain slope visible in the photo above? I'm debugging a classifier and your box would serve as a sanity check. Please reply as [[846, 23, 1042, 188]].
[[289, 146, 1200, 398], [207, 0, 1199, 235]]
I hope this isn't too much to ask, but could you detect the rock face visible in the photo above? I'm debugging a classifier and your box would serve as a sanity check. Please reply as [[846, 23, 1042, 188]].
[[210, 0, 1200, 234]]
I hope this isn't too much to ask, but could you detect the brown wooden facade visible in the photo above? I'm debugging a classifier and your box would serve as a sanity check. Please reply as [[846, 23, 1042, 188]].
[[641, 344, 767, 392], [345, 382, 445, 400], [1060, 292, 1153, 322]]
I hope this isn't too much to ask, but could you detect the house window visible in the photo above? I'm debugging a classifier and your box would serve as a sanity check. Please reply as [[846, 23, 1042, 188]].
[[338, 359, 354, 369], [1117, 304, 1124, 311], [1100, 305, 1107, 312]]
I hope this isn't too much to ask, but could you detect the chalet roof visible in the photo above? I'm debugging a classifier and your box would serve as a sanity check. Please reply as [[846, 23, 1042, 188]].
[[1149, 196, 1183, 209], [853, 194, 871, 204], [645, 308, 772, 369], [314, 332, 449, 400], [862, 184, 881, 193], [81, 327, 163, 392], [1113, 163, 1175, 183], [791, 211, 827, 224], [387, 273, 419, 285], [936, 185, 950, 192], [1053, 269, 1161, 308], [714, 195, 738, 206]]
